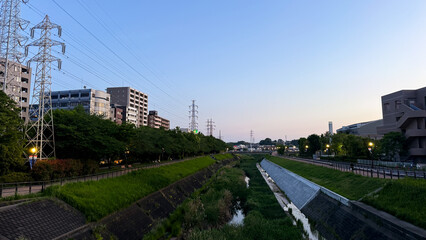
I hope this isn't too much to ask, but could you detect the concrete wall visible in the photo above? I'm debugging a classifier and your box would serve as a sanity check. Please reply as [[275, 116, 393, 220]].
[[260, 159, 350, 209]]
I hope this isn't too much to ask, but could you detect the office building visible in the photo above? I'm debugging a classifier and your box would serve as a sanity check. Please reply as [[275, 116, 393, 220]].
[[148, 110, 170, 130], [50, 88, 111, 117], [377, 87, 426, 162], [107, 87, 148, 127], [110, 103, 124, 125], [0, 60, 32, 122], [337, 120, 383, 139]]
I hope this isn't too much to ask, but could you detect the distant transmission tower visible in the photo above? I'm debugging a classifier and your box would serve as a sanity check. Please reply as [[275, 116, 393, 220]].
[[24, 15, 65, 159], [206, 118, 215, 136], [250, 130, 253, 152], [0, 0, 29, 101], [189, 100, 198, 133]]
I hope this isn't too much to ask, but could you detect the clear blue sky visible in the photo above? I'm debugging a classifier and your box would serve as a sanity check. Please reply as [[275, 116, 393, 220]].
[[20, 0, 426, 142]]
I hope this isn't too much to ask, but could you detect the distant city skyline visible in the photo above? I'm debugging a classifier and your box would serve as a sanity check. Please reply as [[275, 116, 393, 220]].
[[18, 1, 426, 142]]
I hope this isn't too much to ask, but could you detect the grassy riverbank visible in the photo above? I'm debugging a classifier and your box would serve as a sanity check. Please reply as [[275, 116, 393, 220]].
[[267, 156, 426, 229], [145, 155, 302, 240], [45, 156, 216, 221], [267, 156, 387, 200]]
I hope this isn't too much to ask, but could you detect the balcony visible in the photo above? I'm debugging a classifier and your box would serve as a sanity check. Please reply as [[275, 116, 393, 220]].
[[405, 129, 426, 139]]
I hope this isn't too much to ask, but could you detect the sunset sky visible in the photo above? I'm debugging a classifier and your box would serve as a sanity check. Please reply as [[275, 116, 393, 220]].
[[21, 0, 426, 142]]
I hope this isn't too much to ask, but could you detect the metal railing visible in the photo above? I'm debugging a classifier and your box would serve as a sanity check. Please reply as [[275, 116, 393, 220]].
[[286, 156, 426, 180]]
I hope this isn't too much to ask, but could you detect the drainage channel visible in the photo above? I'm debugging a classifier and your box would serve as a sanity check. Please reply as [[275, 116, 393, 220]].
[[228, 176, 250, 226], [257, 163, 324, 240]]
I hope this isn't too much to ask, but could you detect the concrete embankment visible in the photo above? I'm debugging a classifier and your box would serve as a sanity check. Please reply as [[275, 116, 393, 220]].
[[260, 159, 426, 240]]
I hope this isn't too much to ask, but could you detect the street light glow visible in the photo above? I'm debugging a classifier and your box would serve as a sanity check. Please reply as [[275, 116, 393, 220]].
[[326, 144, 330, 148], [30, 147, 37, 154], [368, 142, 374, 147]]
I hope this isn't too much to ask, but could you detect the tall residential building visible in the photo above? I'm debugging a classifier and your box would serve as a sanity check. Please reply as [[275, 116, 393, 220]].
[[148, 110, 170, 130], [107, 87, 148, 127], [377, 87, 426, 163], [49, 89, 111, 117], [110, 103, 124, 125], [0, 60, 32, 122]]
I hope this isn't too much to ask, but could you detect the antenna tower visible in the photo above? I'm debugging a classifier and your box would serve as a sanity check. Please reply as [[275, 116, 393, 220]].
[[206, 118, 215, 136], [0, 0, 29, 108], [188, 100, 198, 132], [24, 15, 65, 159]]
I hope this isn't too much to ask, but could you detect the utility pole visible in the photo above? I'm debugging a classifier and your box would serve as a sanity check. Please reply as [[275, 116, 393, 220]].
[[188, 100, 198, 133], [0, 0, 29, 109], [250, 130, 253, 152], [24, 15, 65, 160], [206, 118, 215, 136]]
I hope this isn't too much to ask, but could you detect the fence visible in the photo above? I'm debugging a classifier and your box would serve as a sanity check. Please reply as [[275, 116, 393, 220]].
[[288, 157, 426, 180]]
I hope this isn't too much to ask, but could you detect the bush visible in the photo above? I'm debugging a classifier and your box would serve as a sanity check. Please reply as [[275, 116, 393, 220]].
[[31, 159, 98, 181], [0, 172, 32, 183]]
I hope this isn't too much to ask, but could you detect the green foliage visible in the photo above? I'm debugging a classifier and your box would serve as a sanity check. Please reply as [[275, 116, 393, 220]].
[[307, 134, 321, 155], [327, 133, 376, 159], [298, 137, 308, 155], [213, 153, 233, 161], [276, 145, 285, 155], [259, 138, 273, 145], [379, 132, 408, 161], [44, 156, 215, 221], [31, 159, 98, 181], [53, 107, 227, 163], [267, 156, 388, 200], [0, 91, 25, 175], [0, 172, 32, 183], [363, 178, 426, 228]]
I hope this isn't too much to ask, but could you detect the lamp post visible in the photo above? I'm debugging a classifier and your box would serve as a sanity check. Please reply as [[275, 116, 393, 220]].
[[29, 147, 37, 169], [326, 144, 330, 155], [368, 142, 374, 168]]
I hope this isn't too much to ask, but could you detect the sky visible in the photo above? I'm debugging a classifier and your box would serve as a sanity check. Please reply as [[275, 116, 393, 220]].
[[18, 0, 426, 142]]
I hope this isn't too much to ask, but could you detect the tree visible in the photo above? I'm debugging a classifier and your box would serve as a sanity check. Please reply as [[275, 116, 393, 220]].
[[0, 91, 25, 175], [259, 138, 273, 145], [380, 132, 407, 161], [307, 134, 321, 155], [298, 137, 308, 155]]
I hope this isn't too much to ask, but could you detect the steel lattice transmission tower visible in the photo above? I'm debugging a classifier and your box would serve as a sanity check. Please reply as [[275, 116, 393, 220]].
[[24, 15, 65, 159], [189, 100, 198, 133], [0, 0, 29, 97], [206, 118, 215, 136]]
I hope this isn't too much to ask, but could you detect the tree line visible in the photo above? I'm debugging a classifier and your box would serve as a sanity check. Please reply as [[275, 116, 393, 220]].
[[295, 132, 407, 162], [0, 91, 227, 177]]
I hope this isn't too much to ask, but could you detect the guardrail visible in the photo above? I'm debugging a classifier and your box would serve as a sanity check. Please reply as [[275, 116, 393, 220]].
[[286, 156, 426, 180]]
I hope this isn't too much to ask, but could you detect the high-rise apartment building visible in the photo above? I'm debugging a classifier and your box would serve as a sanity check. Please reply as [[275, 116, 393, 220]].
[[107, 87, 148, 127], [148, 110, 170, 130], [377, 87, 426, 163], [0, 60, 32, 122], [49, 89, 111, 117]]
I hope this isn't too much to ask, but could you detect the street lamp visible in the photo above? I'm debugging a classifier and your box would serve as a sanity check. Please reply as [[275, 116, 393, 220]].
[[29, 147, 37, 169], [368, 142, 374, 167], [326, 144, 330, 155]]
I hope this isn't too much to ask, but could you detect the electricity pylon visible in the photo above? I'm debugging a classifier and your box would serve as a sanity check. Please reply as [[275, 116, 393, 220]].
[[189, 100, 198, 133], [24, 15, 65, 159], [206, 118, 215, 136], [0, 0, 29, 104]]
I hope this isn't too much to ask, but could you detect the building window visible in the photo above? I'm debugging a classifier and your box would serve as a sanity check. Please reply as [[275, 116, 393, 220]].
[[21, 78, 28, 83], [60, 102, 68, 107], [384, 103, 390, 112], [395, 100, 401, 110], [81, 93, 89, 98], [70, 93, 79, 98], [22, 68, 29, 73]]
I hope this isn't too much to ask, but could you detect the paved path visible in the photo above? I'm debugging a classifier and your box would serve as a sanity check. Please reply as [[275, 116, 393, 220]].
[[0, 157, 197, 198]]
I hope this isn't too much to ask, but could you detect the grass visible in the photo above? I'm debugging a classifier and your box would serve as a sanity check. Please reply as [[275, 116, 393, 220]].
[[214, 153, 234, 161], [44, 156, 215, 221], [267, 156, 388, 200], [363, 178, 426, 229], [145, 155, 303, 240], [267, 155, 426, 229]]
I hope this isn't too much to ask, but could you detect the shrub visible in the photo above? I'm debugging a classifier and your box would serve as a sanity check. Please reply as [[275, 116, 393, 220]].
[[0, 172, 32, 183], [31, 159, 98, 181]]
